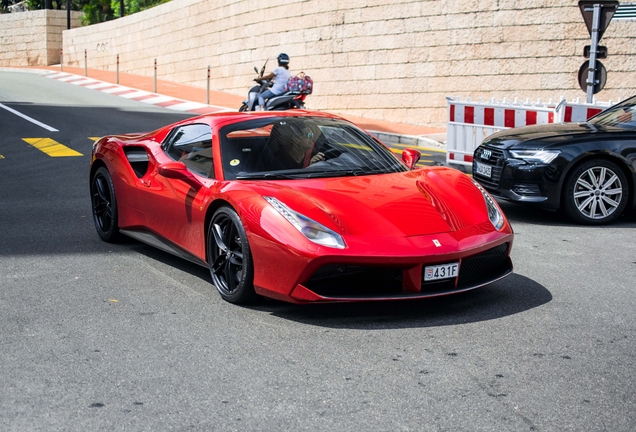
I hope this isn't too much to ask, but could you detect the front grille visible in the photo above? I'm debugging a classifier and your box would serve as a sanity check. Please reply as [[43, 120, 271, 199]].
[[473, 146, 505, 189], [457, 243, 511, 288], [305, 264, 403, 297], [303, 243, 512, 299]]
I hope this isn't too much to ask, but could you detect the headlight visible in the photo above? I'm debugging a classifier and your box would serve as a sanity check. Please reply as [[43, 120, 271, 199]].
[[472, 181, 505, 231], [264, 197, 346, 249], [509, 149, 560, 164]]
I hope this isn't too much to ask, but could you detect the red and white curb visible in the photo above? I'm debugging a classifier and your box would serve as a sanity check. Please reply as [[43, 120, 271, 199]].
[[40, 70, 233, 115]]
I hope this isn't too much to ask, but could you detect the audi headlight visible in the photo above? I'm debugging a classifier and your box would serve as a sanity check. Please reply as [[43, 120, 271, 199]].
[[472, 181, 505, 231], [264, 197, 345, 249], [509, 149, 560, 164]]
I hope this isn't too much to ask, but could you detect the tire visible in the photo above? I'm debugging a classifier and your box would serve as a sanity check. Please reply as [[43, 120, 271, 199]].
[[208, 206, 256, 303], [238, 104, 248, 112], [563, 159, 629, 225], [90, 166, 121, 242]]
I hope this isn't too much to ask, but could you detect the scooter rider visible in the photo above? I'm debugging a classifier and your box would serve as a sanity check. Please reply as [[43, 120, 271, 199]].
[[256, 53, 291, 111]]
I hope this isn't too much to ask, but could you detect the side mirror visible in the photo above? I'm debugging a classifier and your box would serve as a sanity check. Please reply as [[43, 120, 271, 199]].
[[158, 161, 201, 188], [254, 66, 259, 74], [158, 161, 189, 179], [401, 148, 421, 170]]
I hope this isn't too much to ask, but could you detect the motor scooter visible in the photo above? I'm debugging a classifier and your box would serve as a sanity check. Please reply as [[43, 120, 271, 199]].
[[239, 61, 307, 112]]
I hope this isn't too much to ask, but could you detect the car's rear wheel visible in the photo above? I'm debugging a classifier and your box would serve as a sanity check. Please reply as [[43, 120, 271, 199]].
[[91, 166, 121, 242], [563, 159, 629, 224], [208, 206, 256, 303]]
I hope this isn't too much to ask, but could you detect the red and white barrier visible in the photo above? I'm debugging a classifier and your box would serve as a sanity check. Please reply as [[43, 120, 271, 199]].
[[446, 96, 613, 166]]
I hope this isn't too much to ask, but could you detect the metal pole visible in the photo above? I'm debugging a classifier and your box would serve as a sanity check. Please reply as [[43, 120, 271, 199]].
[[66, 0, 70, 29], [60, 48, 63, 72], [154, 59, 157, 93], [116, 54, 120, 84], [585, 4, 601, 103], [84, 49, 87, 77], [207, 66, 210, 105]]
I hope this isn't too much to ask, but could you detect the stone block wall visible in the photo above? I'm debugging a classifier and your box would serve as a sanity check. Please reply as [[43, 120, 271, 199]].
[[60, 1, 636, 127], [0, 10, 82, 66]]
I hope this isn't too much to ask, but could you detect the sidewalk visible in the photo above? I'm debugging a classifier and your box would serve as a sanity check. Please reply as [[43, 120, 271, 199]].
[[29, 65, 447, 147]]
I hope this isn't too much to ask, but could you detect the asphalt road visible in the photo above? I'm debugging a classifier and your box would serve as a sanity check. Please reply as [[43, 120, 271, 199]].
[[1, 70, 634, 431]]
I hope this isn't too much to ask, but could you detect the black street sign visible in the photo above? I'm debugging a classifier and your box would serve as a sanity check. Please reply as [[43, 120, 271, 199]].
[[578, 1, 619, 41], [584, 45, 608, 59], [578, 60, 607, 94]]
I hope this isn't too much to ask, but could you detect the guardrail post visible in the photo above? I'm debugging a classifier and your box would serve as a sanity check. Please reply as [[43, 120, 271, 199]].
[[207, 65, 210, 105], [154, 58, 157, 93]]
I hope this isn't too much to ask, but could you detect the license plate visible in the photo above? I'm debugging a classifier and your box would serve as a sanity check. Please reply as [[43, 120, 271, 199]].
[[475, 161, 492, 178], [424, 262, 459, 282]]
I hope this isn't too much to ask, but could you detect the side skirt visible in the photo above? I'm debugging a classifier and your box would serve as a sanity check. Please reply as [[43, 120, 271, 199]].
[[120, 229, 208, 268]]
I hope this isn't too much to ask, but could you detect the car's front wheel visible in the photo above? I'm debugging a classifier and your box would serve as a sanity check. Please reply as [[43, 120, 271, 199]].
[[563, 159, 629, 224], [91, 166, 121, 242], [208, 206, 256, 303]]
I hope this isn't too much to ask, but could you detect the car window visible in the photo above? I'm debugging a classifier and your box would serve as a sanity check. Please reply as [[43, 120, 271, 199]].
[[218, 117, 406, 180], [590, 96, 636, 130], [164, 124, 214, 178]]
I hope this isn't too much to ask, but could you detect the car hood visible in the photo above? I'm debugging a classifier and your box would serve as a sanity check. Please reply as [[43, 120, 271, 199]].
[[482, 122, 600, 149], [247, 168, 492, 237]]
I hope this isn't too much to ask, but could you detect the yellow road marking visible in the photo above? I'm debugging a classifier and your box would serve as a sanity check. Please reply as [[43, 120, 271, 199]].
[[88, 137, 101, 141], [390, 143, 446, 153], [0, 154, 5, 159], [389, 148, 434, 157], [22, 138, 83, 157]]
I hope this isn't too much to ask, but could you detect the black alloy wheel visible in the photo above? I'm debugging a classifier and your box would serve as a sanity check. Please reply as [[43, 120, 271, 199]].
[[208, 206, 255, 303], [91, 166, 121, 242], [563, 159, 629, 225]]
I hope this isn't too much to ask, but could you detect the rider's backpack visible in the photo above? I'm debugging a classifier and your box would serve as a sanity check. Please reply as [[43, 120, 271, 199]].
[[285, 72, 313, 94]]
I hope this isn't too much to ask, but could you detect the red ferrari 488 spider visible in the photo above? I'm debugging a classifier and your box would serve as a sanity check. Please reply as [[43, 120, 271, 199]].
[[90, 110, 514, 304]]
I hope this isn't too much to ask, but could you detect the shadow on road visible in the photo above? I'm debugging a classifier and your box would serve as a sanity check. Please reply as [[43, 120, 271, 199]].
[[253, 274, 551, 329], [128, 241, 551, 329]]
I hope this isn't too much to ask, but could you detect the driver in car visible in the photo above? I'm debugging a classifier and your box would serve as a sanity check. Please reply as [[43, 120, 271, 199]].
[[270, 122, 325, 169]]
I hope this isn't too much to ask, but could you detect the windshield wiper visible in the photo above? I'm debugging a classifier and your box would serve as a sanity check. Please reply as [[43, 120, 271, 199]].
[[235, 172, 299, 180], [304, 168, 391, 178]]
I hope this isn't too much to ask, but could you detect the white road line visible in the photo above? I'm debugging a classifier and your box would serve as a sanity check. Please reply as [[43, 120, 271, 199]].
[[101, 86, 133, 94], [57, 76, 85, 82], [84, 82, 116, 90], [0, 103, 58, 132], [44, 73, 71, 79], [118, 90, 153, 99], [139, 95, 176, 104], [70, 79, 100, 86], [168, 102, 208, 111]]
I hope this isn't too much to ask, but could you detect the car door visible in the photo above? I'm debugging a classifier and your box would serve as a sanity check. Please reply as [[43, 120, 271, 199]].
[[139, 123, 216, 257]]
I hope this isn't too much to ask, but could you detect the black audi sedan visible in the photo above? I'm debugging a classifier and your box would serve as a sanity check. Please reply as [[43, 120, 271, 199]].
[[473, 95, 636, 224]]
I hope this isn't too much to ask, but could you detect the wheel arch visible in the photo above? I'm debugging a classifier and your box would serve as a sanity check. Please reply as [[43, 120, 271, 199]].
[[559, 152, 634, 208], [203, 199, 233, 263], [89, 158, 108, 181]]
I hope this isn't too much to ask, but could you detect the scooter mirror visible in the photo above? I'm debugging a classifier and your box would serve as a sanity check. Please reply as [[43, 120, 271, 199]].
[[254, 67, 258, 74]]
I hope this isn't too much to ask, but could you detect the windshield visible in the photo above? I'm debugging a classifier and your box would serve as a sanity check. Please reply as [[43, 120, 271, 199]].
[[589, 95, 636, 130], [219, 117, 407, 180]]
